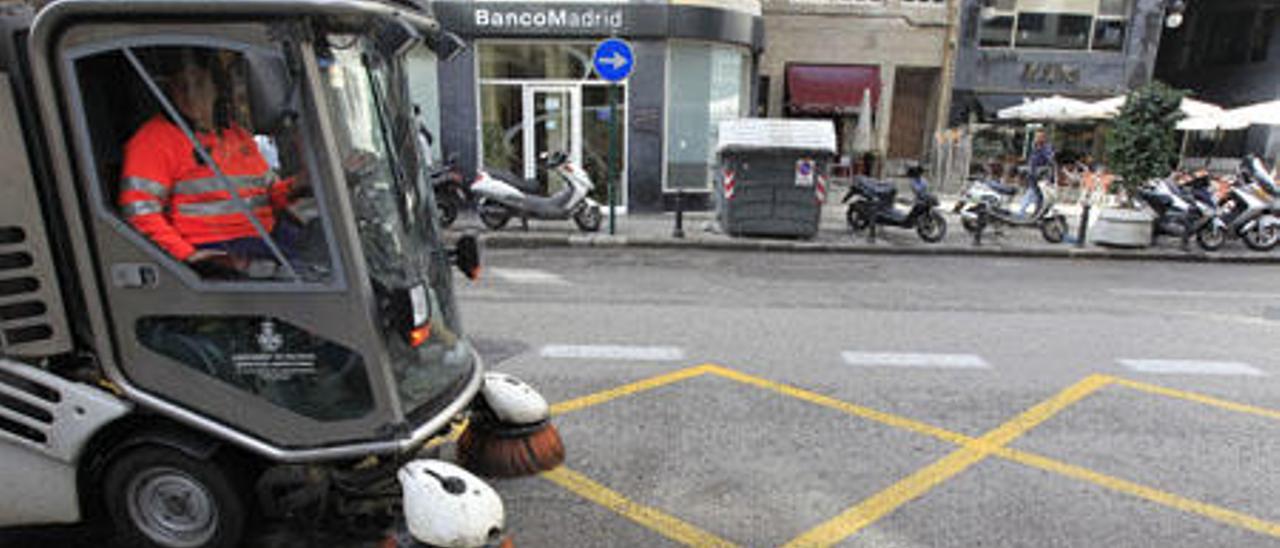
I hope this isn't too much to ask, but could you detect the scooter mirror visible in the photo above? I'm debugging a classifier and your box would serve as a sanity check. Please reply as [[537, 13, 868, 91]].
[[452, 234, 482, 280]]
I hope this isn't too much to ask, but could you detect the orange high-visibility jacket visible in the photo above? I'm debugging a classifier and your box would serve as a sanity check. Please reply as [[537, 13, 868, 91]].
[[119, 115, 292, 261]]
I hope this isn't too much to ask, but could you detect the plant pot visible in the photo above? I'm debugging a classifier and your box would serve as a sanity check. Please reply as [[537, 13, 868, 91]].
[[1089, 207, 1154, 248]]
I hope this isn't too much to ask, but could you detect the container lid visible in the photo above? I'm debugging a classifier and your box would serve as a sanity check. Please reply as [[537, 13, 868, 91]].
[[717, 118, 837, 154]]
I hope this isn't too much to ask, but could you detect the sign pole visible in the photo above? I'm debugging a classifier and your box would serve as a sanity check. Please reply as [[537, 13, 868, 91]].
[[592, 38, 633, 237], [608, 84, 618, 235]]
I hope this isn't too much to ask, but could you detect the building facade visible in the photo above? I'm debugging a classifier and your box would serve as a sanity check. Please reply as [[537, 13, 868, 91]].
[[758, 0, 957, 174], [1155, 0, 1280, 160], [427, 0, 764, 212], [949, 0, 1168, 123]]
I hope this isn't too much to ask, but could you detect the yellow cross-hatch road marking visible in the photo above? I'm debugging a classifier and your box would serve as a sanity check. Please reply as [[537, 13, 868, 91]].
[[1111, 376, 1280, 422], [540, 366, 1280, 545], [994, 446, 1280, 539], [782, 373, 1113, 547], [549, 364, 712, 416], [701, 365, 973, 446], [541, 466, 740, 548]]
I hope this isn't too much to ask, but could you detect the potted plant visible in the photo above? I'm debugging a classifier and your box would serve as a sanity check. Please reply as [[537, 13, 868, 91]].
[[1091, 82, 1187, 247]]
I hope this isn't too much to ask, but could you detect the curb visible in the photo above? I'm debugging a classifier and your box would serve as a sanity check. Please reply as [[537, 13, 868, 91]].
[[475, 232, 1280, 264]]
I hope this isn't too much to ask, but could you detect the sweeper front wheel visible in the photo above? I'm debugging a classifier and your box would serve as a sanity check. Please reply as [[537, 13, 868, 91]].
[[103, 446, 248, 548]]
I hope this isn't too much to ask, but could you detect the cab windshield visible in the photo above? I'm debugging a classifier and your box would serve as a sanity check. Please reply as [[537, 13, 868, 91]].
[[317, 31, 474, 415]]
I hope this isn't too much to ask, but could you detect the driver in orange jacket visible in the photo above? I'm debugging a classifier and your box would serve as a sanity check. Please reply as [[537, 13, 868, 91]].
[[118, 51, 296, 267]]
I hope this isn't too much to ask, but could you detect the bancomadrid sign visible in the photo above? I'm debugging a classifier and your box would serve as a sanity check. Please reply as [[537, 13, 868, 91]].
[[432, 1, 762, 46], [474, 6, 625, 32]]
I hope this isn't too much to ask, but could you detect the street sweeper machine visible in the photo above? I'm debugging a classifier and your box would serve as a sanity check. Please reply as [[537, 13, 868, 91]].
[[0, 1, 563, 546]]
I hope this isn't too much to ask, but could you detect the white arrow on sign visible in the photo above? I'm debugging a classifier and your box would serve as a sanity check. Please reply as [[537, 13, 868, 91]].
[[600, 52, 628, 70]]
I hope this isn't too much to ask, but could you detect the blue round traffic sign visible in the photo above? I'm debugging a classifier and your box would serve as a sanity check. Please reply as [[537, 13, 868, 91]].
[[592, 38, 634, 82]]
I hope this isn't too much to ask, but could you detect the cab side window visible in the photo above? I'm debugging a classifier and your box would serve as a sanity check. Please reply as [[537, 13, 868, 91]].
[[73, 44, 334, 284]]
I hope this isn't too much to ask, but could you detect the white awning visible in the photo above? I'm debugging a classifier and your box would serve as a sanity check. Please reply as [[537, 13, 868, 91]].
[[997, 95, 1098, 122]]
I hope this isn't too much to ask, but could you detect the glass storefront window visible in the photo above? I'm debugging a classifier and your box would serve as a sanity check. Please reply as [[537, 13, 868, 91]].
[[665, 42, 751, 191], [478, 43, 597, 80], [1016, 13, 1092, 50], [979, 16, 1015, 47], [479, 84, 525, 177], [582, 86, 625, 205], [1092, 19, 1127, 51], [978, 0, 1131, 51]]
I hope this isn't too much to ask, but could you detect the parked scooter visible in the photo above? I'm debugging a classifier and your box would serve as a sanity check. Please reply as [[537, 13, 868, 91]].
[[953, 166, 1021, 217], [1136, 174, 1223, 250], [430, 157, 469, 229], [471, 151, 604, 232], [1217, 155, 1280, 251], [844, 168, 947, 243], [959, 167, 1069, 243]]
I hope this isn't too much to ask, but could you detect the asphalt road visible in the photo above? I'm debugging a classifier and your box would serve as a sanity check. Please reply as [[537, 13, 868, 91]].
[[462, 248, 1280, 547], [5, 248, 1278, 547]]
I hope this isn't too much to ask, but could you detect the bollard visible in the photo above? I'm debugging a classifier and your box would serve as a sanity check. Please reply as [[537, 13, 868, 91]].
[[1076, 204, 1090, 248], [673, 190, 685, 239]]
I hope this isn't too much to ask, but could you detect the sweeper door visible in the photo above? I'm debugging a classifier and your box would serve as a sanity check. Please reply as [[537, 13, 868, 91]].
[[53, 27, 402, 448]]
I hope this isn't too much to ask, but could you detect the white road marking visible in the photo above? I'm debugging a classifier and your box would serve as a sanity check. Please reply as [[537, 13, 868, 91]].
[[841, 352, 990, 369], [1108, 288, 1280, 300], [540, 345, 686, 361], [489, 268, 569, 285], [1117, 359, 1266, 377]]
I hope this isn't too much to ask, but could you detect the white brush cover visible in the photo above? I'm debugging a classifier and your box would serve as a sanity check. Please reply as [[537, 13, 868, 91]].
[[399, 459, 504, 547], [480, 372, 550, 425]]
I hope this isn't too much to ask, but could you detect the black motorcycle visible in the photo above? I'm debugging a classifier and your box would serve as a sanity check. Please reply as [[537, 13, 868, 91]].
[[1136, 174, 1222, 250], [430, 158, 470, 228], [843, 173, 947, 243]]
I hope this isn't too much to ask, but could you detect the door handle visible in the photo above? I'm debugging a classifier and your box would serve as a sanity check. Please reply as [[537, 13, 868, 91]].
[[112, 263, 160, 289]]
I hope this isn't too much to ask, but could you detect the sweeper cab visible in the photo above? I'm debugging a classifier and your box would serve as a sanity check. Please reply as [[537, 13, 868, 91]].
[[0, 1, 562, 546]]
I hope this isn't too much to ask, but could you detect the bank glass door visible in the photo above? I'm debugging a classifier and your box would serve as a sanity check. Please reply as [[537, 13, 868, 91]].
[[524, 86, 581, 193]]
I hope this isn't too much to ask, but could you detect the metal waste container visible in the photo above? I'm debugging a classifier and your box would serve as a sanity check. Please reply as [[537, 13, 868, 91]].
[[716, 119, 837, 238]]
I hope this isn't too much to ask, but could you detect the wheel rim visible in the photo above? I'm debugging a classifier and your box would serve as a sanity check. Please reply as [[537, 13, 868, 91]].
[[847, 208, 869, 232], [1200, 226, 1225, 248], [1244, 225, 1278, 247], [919, 213, 943, 241], [126, 466, 219, 548]]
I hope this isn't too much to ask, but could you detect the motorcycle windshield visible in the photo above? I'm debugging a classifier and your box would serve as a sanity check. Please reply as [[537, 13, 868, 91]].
[[318, 32, 474, 419], [1249, 158, 1279, 195]]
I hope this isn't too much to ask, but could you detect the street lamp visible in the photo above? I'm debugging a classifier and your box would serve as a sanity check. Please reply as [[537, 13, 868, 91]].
[[1164, 0, 1186, 29]]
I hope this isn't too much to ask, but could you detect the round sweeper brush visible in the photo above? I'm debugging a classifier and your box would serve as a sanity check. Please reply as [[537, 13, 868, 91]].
[[457, 373, 565, 478]]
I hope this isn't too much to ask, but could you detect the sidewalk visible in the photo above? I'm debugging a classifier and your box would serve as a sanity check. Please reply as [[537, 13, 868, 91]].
[[455, 194, 1280, 264]]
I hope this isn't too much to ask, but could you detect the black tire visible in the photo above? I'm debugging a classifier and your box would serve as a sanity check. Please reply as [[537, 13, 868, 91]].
[[436, 194, 459, 228], [916, 210, 948, 243], [1242, 222, 1280, 251], [477, 200, 510, 231], [103, 446, 247, 548], [1196, 222, 1226, 251], [961, 215, 981, 234], [1040, 215, 1067, 243], [573, 205, 603, 232], [846, 204, 871, 232]]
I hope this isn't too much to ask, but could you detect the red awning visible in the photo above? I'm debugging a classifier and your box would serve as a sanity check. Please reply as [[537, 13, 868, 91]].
[[786, 64, 880, 116]]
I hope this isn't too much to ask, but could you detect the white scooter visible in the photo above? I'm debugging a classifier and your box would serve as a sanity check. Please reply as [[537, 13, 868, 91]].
[[471, 151, 604, 232], [1218, 155, 1280, 251]]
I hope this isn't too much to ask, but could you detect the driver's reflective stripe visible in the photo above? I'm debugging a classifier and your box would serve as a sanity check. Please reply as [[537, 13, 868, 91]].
[[175, 175, 270, 196], [122, 200, 164, 217], [176, 195, 270, 216], [121, 176, 169, 199]]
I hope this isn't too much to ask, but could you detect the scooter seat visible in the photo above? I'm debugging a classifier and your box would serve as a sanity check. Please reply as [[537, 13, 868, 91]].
[[855, 177, 897, 201], [487, 167, 542, 194]]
